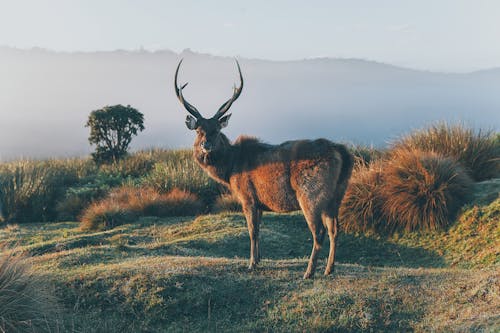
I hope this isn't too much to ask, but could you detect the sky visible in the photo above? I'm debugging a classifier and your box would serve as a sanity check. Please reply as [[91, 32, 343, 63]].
[[0, 0, 499, 72]]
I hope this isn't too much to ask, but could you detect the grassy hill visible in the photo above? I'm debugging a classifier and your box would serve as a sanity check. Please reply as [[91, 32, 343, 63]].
[[0, 125, 498, 332], [0, 181, 498, 332]]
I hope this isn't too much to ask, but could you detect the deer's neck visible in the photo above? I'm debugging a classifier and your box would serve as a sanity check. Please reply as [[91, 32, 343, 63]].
[[194, 134, 235, 187]]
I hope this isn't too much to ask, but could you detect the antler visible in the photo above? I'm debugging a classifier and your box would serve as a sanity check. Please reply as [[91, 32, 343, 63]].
[[174, 59, 202, 119], [212, 59, 244, 120]]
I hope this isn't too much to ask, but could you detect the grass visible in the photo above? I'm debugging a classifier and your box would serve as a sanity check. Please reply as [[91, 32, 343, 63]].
[[341, 150, 474, 233], [381, 149, 473, 231], [0, 247, 60, 332], [340, 161, 385, 233], [212, 193, 242, 213], [0, 149, 219, 223], [0, 178, 498, 332], [393, 123, 500, 181], [80, 186, 204, 230], [0, 124, 498, 331]]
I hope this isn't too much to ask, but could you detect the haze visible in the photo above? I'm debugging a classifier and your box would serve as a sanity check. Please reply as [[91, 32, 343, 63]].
[[0, 47, 499, 160], [0, 1, 499, 159]]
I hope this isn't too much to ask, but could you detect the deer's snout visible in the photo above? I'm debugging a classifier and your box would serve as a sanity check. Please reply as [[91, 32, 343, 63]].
[[201, 141, 212, 153]]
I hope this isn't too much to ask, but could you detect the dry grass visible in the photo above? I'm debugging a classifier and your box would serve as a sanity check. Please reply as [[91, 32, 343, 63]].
[[212, 193, 242, 213], [349, 144, 386, 167], [340, 161, 386, 233], [381, 149, 473, 232], [340, 149, 474, 233], [80, 186, 203, 230], [0, 248, 59, 332], [393, 123, 500, 181]]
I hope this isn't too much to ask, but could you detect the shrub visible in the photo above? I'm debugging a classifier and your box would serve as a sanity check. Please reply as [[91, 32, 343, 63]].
[[380, 149, 473, 231], [80, 186, 203, 230], [212, 193, 242, 213], [339, 162, 386, 233], [55, 172, 124, 221], [393, 123, 500, 181], [0, 159, 93, 222], [143, 155, 222, 205], [80, 201, 137, 231], [0, 248, 59, 332], [141, 188, 204, 217]]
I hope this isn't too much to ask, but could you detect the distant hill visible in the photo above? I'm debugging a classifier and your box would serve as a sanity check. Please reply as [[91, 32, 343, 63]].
[[0, 47, 499, 160]]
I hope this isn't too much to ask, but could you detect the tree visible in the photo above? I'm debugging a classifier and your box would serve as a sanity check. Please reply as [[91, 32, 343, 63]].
[[86, 104, 145, 163]]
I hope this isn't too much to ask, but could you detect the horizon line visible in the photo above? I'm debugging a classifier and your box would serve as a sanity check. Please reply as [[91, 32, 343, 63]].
[[1, 45, 497, 75]]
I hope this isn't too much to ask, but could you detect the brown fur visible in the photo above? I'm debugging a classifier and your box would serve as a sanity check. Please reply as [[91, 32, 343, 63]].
[[192, 122, 354, 278]]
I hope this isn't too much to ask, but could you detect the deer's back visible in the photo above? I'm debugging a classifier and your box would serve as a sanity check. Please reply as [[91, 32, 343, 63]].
[[230, 138, 346, 212]]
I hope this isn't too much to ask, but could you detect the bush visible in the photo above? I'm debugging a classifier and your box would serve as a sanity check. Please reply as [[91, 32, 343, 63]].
[[142, 152, 222, 205], [0, 159, 93, 222], [339, 162, 385, 233], [55, 172, 124, 221], [80, 186, 203, 230], [380, 149, 473, 231], [393, 123, 500, 181], [80, 201, 138, 231], [212, 193, 242, 213], [0, 248, 59, 332]]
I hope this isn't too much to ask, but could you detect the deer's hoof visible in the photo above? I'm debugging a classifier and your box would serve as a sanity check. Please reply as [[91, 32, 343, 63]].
[[303, 271, 314, 279], [248, 262, 257, 271]]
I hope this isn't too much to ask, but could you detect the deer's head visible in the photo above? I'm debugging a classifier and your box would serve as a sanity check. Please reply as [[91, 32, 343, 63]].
[[174, 59, 243, 157]]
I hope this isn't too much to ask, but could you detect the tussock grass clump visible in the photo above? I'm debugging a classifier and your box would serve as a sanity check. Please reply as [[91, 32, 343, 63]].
[[393, 123, 500, 181], [80, 186, 203, 230], [340, 162, 386, 233], [381, 149, 473, 231], [212, 193, 242, 213], [0, 248, 59, 332], [80, 201, 137, 231]]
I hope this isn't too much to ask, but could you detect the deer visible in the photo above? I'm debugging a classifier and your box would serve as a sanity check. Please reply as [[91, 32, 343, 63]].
[[174, 59, 354, 279]]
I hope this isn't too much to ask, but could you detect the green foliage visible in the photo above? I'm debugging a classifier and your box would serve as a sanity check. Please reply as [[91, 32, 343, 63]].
[[142, 150, 222, 205], [86, 104, 145, 163], [0, 149, 218, 223], [0, 159, 93, 223], [393, 123, 500, 181], [55, 172, 125, 221]]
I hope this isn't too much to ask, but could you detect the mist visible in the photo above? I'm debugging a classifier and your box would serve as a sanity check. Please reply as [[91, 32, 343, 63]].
[[1, 47, 499, 160]]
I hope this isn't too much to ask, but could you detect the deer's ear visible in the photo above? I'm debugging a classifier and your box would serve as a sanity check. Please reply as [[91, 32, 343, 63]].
[[218, 114, 231, 128], [185, 115, 197, 130]]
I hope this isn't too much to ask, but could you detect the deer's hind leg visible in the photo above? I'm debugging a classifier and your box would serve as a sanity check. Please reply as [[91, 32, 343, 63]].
[[300, 202, 326, 279], [322, 210, 339, 276]]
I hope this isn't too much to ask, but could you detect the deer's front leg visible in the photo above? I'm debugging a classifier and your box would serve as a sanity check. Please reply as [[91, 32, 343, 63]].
[[243, 205, 262, 270]]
